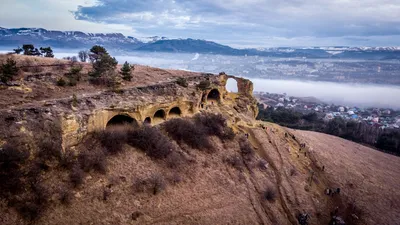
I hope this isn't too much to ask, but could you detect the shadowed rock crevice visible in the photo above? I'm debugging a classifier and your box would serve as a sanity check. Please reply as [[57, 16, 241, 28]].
[[207, 89, 220, 102], [106, 114, 139, 128]]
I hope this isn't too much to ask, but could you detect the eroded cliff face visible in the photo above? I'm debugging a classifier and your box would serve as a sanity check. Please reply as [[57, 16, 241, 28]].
[[0, 73, 258, 151]]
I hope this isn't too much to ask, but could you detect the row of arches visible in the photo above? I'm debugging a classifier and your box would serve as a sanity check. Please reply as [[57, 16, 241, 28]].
[[105, 88, 225, 129], [106, 107, 182, 128]]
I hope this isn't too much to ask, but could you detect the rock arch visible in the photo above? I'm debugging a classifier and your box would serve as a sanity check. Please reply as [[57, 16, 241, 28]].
[[168, 107, 181, 118], [144, 117, 152, 125], [226, 78, 238, 93], [207, 89, 221, 102], [106, 114, 139, 128], [153, 109, 166, 124]]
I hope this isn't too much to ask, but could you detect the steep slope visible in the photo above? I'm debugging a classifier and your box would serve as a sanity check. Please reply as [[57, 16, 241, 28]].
[[291, 130, 400, 225], [0, 55, 399, 225]]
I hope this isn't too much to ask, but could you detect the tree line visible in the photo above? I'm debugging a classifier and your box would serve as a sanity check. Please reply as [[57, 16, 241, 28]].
[[2, 45, 133, 85], [13, 44, 54, 58], [257, 105, 400, 156]]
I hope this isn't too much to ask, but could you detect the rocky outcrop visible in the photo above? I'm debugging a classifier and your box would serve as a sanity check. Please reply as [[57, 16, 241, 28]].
[[0, 73, 258, 150]]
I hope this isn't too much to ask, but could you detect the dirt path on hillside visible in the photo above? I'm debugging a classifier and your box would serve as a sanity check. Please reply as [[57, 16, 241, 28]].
[[239, 126, 297, 225]]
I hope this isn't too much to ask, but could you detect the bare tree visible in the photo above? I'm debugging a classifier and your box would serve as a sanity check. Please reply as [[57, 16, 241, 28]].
[[78, 50, 88, 62]]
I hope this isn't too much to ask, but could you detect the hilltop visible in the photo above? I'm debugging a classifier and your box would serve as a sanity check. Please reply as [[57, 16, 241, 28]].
[[0, 54, 399, 225]]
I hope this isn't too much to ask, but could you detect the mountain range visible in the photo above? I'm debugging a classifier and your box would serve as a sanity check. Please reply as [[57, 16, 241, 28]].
[[1, 27, 400, 59]]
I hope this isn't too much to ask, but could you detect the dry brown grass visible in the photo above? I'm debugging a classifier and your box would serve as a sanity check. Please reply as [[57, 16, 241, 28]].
[[0, 54, 200, 109]]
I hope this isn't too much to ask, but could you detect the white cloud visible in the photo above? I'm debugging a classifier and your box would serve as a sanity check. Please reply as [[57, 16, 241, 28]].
[[1, 0, 400, 47]]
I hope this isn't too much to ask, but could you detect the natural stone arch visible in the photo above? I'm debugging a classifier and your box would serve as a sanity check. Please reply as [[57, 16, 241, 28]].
[[153, 109, 166, 124], [144, 117, 152, 125], [106, 114, 139, 129], [207, 89, 221, 102], [226, 78, 238, 93], [168, 107, 181, 118]]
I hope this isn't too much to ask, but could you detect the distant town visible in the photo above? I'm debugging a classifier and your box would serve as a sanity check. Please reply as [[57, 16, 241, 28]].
[[255, 92, 400, 130]]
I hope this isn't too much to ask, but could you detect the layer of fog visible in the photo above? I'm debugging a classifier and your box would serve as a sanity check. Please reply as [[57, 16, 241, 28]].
[[228, 78, 400, 109], [2, 49, 399, 109]]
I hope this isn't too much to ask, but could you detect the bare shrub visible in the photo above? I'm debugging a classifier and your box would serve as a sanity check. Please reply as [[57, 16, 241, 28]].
[[78, 149, 107, 173], [56, 77, 67, 86], [59, 150, 76, 169], [290, 167, 298, 176], [0, 141, 30, 196], [70, 165, 85, 187], [133, 173, 166, 195], [37, 137, 62, 162], [194, 113, 235, 140], [131, 211, 143, 221], [197, 80, 211, 90], [59, 186, 73, 205], [257, 159, 268, 170], [164, 118, 213, 151], [344, 201, 364, 225], [168, 173, 183, 185], [103, 188, 111, 201], [20, 59, 33, 72], [96, 127, 131, 155], [224, 155, 244, 171], [166, 151, 187, 169], [16, 182, 50, 221], [17, 201, 43, 222], [176, 77, 188, 87], [239, 137, 254, 160], [263, 186, 277, 202], [31, 66, 44, 73], [127, 126, 174, 159]]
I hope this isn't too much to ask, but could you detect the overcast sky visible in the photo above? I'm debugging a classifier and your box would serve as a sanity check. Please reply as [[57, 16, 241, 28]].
[[1, 0, 400, 47]]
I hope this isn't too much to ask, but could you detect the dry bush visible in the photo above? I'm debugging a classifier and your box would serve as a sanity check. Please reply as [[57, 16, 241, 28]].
[[263, 186, 277, 202], [37, 137, 62, 162], [176, 77, 188, 87], [257, 159, 268, 170], [290, 167, 298, 176], [103, 188, 111, 201], [78, 148, 107, 173], [59, 186, 73, 205], [344, 201, 364, 225], [127, 126, 174, 159], [168, 173, 183, 185], [194, 112, 235, 140], [15, 182, 50, 222], [89, 76, 117, 87], [59, 150, 76, 169], [53, 61, 68, 70], [96, 127, 131, 155], [239, 136, 255, 161], [20, 58, 33, 72], [166, 151, 187, 169], [0, 141, 30, 197], [164, 118, 213, 151], [131, 211, 143, 221], [17, 201, 44, 222], [224, 155, 244, 171], [31, 66, 44, 73], [70, 165, 85, 188], [133, 173, 166, 195], [56, 77, 67, 86]]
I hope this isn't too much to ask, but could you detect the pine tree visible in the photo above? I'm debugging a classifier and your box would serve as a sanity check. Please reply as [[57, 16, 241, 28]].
[[120, 61, 132, 81], [13, 47, 23, 54], [22, 44, 35, 55], [0, 58, 19, 83], [40, 47, 54, 58], [89, 45, 108, 63]]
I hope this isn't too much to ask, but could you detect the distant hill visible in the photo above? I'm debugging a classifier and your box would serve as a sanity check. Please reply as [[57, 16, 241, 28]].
[[1, 27, 400, 59]]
